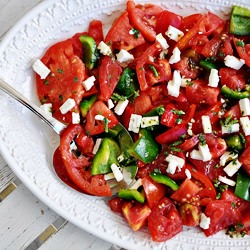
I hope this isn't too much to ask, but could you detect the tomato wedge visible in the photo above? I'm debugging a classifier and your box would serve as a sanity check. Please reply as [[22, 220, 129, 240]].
[[59, 124, 112, 196]]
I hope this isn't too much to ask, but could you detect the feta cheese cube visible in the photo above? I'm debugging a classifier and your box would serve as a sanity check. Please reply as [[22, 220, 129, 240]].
[[165, 154, 185, 174], [97, 41, 112, 56], [223, 159, 242, 177], [221, 123, 240, 134], [185, 169, 192, 179], [92, 138, 103, 155], [208, 68, 220, 87], [224, 55, 245, 70], [141, 116, 159, 128], [201, 115, 212, 134], [200, 213, 210, 230], [72, 112, 80, 124], [239, 98, 250, 116], [104, 172, 115, 181], [107, 99, 115, 109], [240, 116, 250, 136], [169, 47, 181, 64], [220, 151, 238, 166], [59, 98, 76, 114], [181, 78, 191, 87], [128, 114, 142, 133], [129, 178, 142, 190], [116, 49, 134, 64], [111, 163, 124, 182], [218, 175, 236, 186], [114, 99, 129, 116], [82, 76, 95, 91], [32, 59, 50, 79], [95, 114, 105, 121], [167, 70, 182, 97], [190, 149, 203, 161], [156, 33, 169, 50], [165, 25, 184, 42], [40, 103, 52, 116], [198, 143, 212, 161]]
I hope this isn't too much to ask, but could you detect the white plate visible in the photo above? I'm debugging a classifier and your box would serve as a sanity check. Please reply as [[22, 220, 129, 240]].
[[0, 0, 249, 249]]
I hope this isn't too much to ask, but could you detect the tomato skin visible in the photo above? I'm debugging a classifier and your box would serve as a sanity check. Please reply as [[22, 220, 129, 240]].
[[85, 101, 119, 136], [75, 132, 94, 155], [105, 11, 145, 51], [233, 37, 250, 67], [205, 134, 227, 159], [108, 197, 124, 214], [148, 198, 183, 242], [186, 80, 220, 106], [133, 91, 153, 115], [160, 104, 179, 127], [142, 176, 166, 209], [203, 200, 241, 237], [88, 20, 104, 45], [239, 147, 250, 176], [122, 201, 151, 231], [179, 203, 201, 227], [59, 124, 112, 196], [127, 0, 162, 42], [219, 67, 246, 90], [99, 56, 122, 101]]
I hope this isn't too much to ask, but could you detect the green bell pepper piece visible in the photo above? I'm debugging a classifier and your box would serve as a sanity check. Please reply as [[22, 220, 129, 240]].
[[127, 129, 160, 163], [221, 85, 250, 99], [143, 105, 165, 117], [79, 35, 99, 69], [80, 94, 97, 118], [235, 170, 250, 201], [199, 59, 218, 71], [149, 172, 179, 191], [230, 6, 250, 36], [118, 189, 145, 203], [116, 67, 139, 97], [91, 138, 120, 175], [225, 135, 244, 152]]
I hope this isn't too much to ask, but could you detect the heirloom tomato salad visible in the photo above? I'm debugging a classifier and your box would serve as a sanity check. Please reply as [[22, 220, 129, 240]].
[[33, 0, 250, 242]]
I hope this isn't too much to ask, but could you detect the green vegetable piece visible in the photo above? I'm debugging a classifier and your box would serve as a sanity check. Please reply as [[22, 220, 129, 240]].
[[91, 138, 120, 175], [199, 59, 218, 71], [127, 129, 160, 163], [118, 189, 145, 203], [149, 172, 179, 191], [79, 35, 99, 69], [225, 135, 244, 152], [80, 95, 97, 118], [230, 6, 250, 36], [143, 105, 165, 117], [116, 67, 139, 97], [221, 85, 250, 99], [235, 170, 250, 201]]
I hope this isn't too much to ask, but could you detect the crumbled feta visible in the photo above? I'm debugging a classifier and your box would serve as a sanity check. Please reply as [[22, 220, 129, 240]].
[[95, 114, 105, 121], [198, 143, 212, 162], [59, 98, 76, 114], [240, 116, 250, 136], [107, 99, 115, 109], [70, 141, 77, 151], [159, 49, 169, 59], [185, 169, 192, 179], [221, 123, 240, 134], [116, 49, 134, 64], [208, 68, 220, 87], [220, 151, 238, 166], [200, 213, 210, 230], [167, 70, 182, 97], [224, 55, 245, 70], [129, 178, 142, 190], [156, 33, 169, 50], [97, 41, 112, 56], [181, 78, 191, 87], [40, 103, 52, 116], [104, 172, 115, 181], [218, 175, 236, 186], [114, 99, 129, 116], [128, 114, 142, 133], [92, 138, 103, 155], [190, 149, 203, 161], [223, 159, 242, 177], [82, 76, 95, 91], [141, 116, 159, 128], [165, 25, 184, 42], [187, 122, 194, 136], [111, 163, 124, 182], [165, 154, 185, 174], [72, 112, 80, 124], [201, 115, 212, 134], [239, 98, 250, 116], [32, 59, 50, 79], [169, 47, 181, 64]]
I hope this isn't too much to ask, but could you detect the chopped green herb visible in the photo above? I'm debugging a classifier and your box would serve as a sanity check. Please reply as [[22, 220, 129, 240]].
[[198, 133, 206, 145], [57, 69, 64, 74], [111, 93, 127, 101], [59, 95, 63, 101], [104, 117, 109, 133], [132, 28, 140, 39], [149, 65, 159, 77], [44, 80, 49, 85], [236, 40, 245, 47], [74, 77, 78, 82]]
